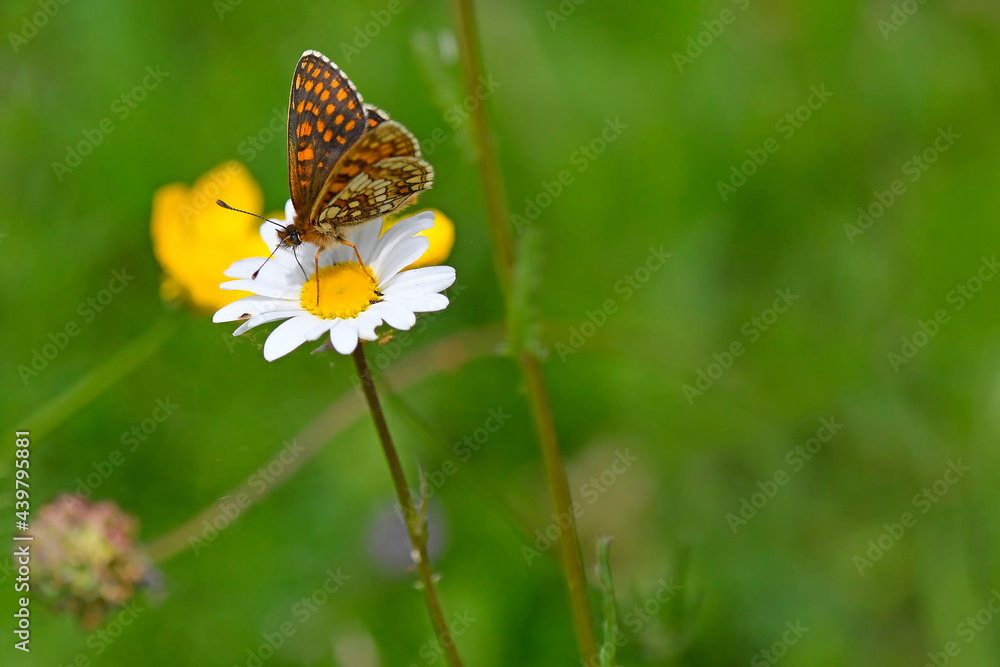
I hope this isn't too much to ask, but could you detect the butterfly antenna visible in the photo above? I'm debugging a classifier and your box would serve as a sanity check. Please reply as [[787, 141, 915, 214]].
[[252, 243, 283, 280], [216, 199, 284, 229], [291, 246, 309, 281]]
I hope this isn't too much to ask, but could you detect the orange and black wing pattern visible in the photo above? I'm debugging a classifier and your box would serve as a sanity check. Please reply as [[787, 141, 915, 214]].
[[318, 157, 433, 226], [310, 119, 422, 223], [315, 121, 433, 227], [364, 104, 390, 128], [287, 50, 367, 218]]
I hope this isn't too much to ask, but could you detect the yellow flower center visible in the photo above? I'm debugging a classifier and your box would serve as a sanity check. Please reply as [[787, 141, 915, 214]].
[[301, 263, 380, 319]]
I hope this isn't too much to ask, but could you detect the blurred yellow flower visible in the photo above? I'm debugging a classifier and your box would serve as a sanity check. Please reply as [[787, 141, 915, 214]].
[[152, 162, 453, 312], [151, 161, 271, 312], [382, 209, 455, 269]]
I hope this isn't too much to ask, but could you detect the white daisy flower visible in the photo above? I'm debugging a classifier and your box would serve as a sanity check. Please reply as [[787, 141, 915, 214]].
[[213, 200, 456, 360]]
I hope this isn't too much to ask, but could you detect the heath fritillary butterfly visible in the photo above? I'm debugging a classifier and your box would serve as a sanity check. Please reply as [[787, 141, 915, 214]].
[[219, 50, 433, 302]]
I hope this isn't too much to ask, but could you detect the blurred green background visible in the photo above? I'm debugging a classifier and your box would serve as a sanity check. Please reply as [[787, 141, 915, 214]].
[[2, 0, 1000, 664]]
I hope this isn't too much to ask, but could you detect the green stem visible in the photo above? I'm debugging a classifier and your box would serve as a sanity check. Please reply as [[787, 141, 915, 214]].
[[449, 0, 599, 661], [521, 351, 599, 660], [352, 344, 464, 667], [147, 325, 500, 563], [596, 537, 618, 667], [449, 0, 515, 297]]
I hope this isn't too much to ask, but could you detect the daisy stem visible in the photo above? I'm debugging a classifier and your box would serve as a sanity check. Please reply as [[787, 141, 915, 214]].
[[351, 344, 465, 667], [148, 325, 500, 563], [449, 0, 599, 662]]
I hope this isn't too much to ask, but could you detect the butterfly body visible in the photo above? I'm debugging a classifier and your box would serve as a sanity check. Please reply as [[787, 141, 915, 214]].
[[279, 50, 433, 260]]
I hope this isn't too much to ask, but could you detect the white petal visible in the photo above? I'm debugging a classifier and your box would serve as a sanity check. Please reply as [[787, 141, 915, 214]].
[[342, 244, 362, 265], [390, 294, 450, 313], [224, 256, 303, 284], [375, 237, 431, 285], [221, 279, 300, 299], [213, 295, 303, 323], [259, 221, 280, 250], [268, 246, 301, 274], [283, 199, 296, 222], [345, 217, 384, 262], [381, 265, 456, 295], [329, 320, 360, 354], [233, 309, 299, 335], [382, 211, 435, 247], [293, 240, 344, 271], [352, 310, 382, 341], [263, 315, 331, 361], [284, 245, 328, 280], [368, 214, 434, 276], [368, 301, 417, 330], [224, 257, 268, 279]]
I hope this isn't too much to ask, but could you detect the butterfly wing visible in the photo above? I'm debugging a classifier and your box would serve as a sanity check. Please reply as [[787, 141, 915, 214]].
[[317, 157, 433, 227], [310, 120, 430, 226], [364, 104, 390, 128], [287, 50, 368, 218]]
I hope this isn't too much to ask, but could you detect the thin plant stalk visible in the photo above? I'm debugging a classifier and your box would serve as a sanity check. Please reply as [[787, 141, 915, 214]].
[[449, 0, 599, 661], [596, 537, 619, 667], [352, 344, 464, 667], [9, 313, 181, 443], [521, 351, 598, 659], [148, 325, 500, 562]]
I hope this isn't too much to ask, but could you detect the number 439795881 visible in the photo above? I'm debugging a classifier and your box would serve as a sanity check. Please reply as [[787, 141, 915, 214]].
[[15, 433, 29, 524]]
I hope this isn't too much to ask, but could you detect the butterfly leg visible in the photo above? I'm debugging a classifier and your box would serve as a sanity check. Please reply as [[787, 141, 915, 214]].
[[314, 247, 322, 305], [338, 237, 377, 285]]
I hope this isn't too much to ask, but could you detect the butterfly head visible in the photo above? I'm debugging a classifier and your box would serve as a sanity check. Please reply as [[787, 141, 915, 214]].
[[276, 222, 304, 248]]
